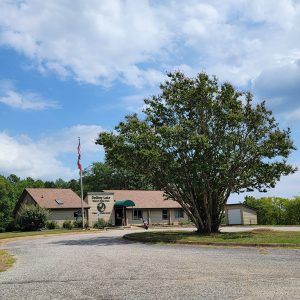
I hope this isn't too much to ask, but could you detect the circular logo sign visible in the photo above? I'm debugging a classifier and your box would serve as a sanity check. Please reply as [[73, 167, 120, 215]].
[[97, 202, 106, 213]]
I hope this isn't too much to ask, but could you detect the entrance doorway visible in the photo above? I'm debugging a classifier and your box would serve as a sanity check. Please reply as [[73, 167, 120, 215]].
[[114, 200, 135, 226], [115, 207, 126, 226]]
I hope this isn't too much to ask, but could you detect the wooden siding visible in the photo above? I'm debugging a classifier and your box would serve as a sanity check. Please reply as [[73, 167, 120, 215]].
[[126, 208, 188, 225], [48, 209, 88, 226], [22, 194, 36, 206], [242, 207, 257, 225]]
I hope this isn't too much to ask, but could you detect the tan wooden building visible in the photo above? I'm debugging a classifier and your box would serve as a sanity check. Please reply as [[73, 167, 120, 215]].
[[85, 190, 257, 227], [15, 188, 257, 227], [85, 190, 189, 227], [14, 188, 89, 226]]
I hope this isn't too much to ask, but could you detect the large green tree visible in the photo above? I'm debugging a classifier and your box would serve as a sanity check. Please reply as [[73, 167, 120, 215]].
[[83, 162, 153, 192], [97, 72, 296, 233]]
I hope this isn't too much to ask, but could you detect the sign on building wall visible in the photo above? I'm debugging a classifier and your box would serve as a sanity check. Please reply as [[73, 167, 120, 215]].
[[86, 192, 114, 226]]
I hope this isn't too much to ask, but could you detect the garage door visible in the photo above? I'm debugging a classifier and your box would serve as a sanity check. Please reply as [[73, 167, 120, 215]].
[[227, 209, 242, 225]]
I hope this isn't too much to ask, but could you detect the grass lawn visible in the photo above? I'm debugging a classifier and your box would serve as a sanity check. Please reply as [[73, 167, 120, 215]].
[[0, 229, 94, 241], [124, 229, 300, 247], [0, 250, 15, 272]]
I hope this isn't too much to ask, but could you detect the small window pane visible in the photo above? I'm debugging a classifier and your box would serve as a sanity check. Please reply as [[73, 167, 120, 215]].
[[162, 209, 168, 220], [133, 209, 143, 220], [175, 209, 184, 218]]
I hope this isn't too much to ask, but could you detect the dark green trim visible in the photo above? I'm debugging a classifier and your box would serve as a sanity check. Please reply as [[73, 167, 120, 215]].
[[114, 200, 135, 207]]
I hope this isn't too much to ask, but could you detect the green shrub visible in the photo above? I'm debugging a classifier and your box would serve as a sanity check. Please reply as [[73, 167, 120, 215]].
[[46, 220, 59, 229], [62, 220, 74, 230], [1, 214, 15, 232], [93, 218, 108, 229], [5, 220, 20, 232], [178, 219, 193, 226], [16, 205, 48, 231]]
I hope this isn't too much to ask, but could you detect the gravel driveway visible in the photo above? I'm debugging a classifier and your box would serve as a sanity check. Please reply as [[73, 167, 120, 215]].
[[1, 229, 300, 300]]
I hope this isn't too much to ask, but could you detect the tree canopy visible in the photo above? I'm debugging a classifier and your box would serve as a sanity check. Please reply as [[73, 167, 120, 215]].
[[97, 71, 296, 233], [244, 196, 300, 225], [83, 162, 154, 192]]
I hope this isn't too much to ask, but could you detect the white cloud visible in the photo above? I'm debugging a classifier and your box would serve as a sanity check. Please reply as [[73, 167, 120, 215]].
[[121, 94, 147, 113], [0, 0, 171, 87], [284, 109, 300, 121], [0, 132, 74, 180], [253, 59, 300, 114], [0, 1, 300, 102], [165, 0, 300, 86], [122, 67, 166, 89], [0, 90, 60, 110], [230, 166, 300, 203], [39, 125, 104, 153], [0, 125, 105, 180], [0, 81, 60, 110]]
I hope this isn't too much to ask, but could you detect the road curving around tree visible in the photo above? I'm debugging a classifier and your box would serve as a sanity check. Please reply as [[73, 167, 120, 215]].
[[1, 229, 300, 299]]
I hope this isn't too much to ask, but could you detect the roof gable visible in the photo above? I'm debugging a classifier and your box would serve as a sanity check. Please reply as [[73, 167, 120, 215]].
[[25, 188, 89, 209]]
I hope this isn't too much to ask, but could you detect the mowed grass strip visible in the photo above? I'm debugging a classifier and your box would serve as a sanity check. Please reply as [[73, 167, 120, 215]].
[[0, 250, 15, 272], [0, 229, 93, 240], [124, 229, 300, 247]]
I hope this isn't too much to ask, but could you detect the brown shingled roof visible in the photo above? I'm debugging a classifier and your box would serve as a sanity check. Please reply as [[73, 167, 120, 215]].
[[25, 188, 90, 209], [104, 190, 181, 209]]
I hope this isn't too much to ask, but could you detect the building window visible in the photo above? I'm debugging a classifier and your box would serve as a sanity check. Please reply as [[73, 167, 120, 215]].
[[175, 209, 184, 219], [133, 209, 143, 220], [162, 209, 168, 220]]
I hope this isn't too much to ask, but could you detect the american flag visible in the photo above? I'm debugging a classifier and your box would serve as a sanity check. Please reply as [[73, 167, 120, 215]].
[[77, 139, 82, 172]]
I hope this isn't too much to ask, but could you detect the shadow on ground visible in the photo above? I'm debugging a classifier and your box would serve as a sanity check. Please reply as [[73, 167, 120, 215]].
[[50, 236, 133, 247]]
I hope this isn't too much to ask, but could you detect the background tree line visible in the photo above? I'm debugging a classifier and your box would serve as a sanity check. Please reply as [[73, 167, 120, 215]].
[[244, 196, 300, 225], [2, 162, 300, 231], [0, 162, 153, 231]]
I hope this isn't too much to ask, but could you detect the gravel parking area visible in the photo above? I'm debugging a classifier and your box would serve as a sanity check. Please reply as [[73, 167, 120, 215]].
[[1, 229, 300, 299]]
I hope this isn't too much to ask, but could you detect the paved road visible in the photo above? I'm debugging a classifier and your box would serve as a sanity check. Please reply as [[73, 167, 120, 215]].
[[1, 229, 300, 300]]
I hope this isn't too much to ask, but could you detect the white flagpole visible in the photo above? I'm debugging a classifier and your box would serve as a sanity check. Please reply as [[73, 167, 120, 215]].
[[80, 169, 85, 229], [78, 137, 85, 229]]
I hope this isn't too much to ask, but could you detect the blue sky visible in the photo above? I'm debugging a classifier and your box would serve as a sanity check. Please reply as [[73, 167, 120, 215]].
[[0, 0, 300, 202]]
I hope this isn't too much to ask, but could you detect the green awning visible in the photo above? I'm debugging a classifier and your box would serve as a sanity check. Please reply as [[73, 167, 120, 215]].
[[114, 200, 135, 207]]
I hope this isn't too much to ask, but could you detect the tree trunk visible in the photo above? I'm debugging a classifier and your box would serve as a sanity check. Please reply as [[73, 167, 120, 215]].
[[194, 211, 221, 234]]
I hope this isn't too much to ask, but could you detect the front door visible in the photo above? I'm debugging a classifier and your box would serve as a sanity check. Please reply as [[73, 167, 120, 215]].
[[115, 207, 126, 226]]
